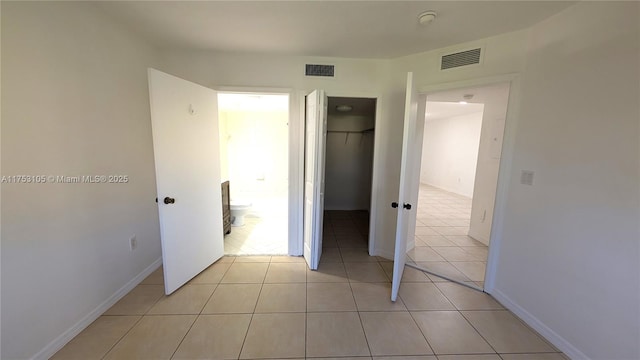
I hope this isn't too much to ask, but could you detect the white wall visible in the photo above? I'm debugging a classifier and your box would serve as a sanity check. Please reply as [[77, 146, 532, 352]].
[[421, 111, 483, 197], [1, 3, 161, 359], [493, 2, 640, 359], [325, 115, 375, 210], [219, 109, 289, 202]]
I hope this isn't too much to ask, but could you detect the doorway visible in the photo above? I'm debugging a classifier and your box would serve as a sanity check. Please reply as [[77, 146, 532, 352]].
[[324, 96, 376, 245], [407, 82, 511, 289], [320, 96, 377, 263], [218, 92, 290, 255]]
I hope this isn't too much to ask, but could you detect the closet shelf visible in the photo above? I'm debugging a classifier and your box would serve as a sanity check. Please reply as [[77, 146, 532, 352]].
[[327, 128, 374, 134]]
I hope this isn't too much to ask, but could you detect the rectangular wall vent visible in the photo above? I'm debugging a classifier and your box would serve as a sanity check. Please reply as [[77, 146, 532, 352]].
[[305, 64, 335, 77], [441, 48, 482, 70]]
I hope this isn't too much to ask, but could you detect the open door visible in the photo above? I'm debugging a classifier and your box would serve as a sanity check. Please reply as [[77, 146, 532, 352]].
[[303, 90, 328, 270], [391, 73, 419, 301], [148, 68, 225, 294]]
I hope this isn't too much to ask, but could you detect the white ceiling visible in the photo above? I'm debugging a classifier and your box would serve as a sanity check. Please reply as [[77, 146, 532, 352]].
[[96, 1, 575, 59]]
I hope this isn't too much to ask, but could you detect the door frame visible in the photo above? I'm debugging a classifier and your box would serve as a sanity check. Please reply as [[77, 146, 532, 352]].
[[298, 90, 383, 258], [417, 73, 522, 293], [217, 86, 298, 255]]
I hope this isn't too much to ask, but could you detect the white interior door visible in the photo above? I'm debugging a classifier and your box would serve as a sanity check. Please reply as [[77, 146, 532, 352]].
[[303, 90, 328, 270], [391, 73, 419, 301], [148, 68, 224, 295]]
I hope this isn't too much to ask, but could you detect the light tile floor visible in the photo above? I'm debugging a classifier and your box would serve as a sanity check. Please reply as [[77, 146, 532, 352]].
[[224, 214, 288, 255], [52, 211, 566, 360], [409, 184, 488, 287]]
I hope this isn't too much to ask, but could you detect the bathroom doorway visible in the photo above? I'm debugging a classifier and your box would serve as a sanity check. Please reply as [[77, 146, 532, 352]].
[[218, 92, 289, 255]]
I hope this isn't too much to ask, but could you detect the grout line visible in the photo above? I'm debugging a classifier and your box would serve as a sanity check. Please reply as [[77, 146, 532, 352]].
[[99, 315, 145, 360]]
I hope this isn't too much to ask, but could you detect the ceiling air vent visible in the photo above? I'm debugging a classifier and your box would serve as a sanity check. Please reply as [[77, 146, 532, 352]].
[[305, 64, 335, 77], [441, 48, 482, 70]]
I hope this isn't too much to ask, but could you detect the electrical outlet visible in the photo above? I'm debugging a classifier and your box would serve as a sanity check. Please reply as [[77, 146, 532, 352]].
[[129, 235, 137, 251], [520, 170, 535, 186]]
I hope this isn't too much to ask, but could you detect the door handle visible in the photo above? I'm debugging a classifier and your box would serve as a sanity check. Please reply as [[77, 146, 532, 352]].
[[403, 203, 412, 210], [391, 202, 398, 208], [164, 197, 176, 204]]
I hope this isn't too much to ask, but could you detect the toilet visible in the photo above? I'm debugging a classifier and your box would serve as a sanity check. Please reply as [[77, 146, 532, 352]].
[[230, 200, 252, 226]]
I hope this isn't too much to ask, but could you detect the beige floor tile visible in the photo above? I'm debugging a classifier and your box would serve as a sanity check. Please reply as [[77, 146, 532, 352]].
[[307, 262, 349, 282], [451, 262, 486, 282], [201, 284, 261, 314], [462, 311, 555, 353], [415, 262, 471, 283], [434, 283, 503, 310], [380, 262, 431, 282], [418, 235, 457, 247], [104, 285, 164, 315], [445, 235, 486, 247], [499, 354, 567, 360], [220, 262, 269, 283], [340, 248, 378, 262], [432, 247, 483, 262], [189, 262, 232, 284], [271, 255, 305, 263], [360, 312, 433, 356], [51, 316, 140, 360], [306, 312, 370, 357], [320, 358, 372, 360], [103, 315, 196, 359], [264, 262, 307, 283], [147, 285, 216, 315], [374, 357, 436, 360], [441, 219, 472, 227], [336, 237, 369, 249], [434, 227, 469, 236], [351, 282, 407, 312], [415, 227, 440, 236], [319, 247, 344, 263], [234, 256, 272, 262], [140, 266, 164, 285], [218, 256, 236, 263], [172, 314, 251, 359], [437, 355, 501, 360], [460, 246, 489, 260], [307, 282, 357, 312], [345, 262, 390, 283], [240, 313, 306, 359], [398, 283, 455, 311], [255, 283, 306, 313], [322, 236, 339, 248], [408, 247, 446, 262], [412, 311, 494, 355]]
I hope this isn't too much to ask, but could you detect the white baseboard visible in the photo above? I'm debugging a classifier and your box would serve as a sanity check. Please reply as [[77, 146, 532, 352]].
[[490, 288, 589, 360], [33, 257, 163, 360], [467, 229, 489, 246]]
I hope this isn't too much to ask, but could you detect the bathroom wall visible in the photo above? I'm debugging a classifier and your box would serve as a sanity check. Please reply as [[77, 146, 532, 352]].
[[218, 109, 289, 214], [324, 114, 375, 211], [420, 110, 484, 198]]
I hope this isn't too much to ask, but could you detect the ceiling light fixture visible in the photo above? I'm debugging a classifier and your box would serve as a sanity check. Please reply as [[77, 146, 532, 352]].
[[459, 94, 474, 104], [418, 11, 437, 26], [336, 105, 353, 112]]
